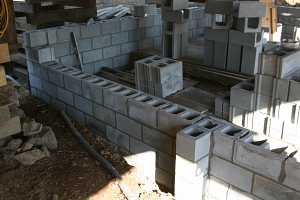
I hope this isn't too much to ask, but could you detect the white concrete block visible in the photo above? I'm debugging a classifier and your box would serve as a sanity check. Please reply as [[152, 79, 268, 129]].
[[230, 82, 256, 111]]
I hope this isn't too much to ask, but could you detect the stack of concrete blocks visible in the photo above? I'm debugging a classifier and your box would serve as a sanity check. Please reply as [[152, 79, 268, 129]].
[[135, 55, 183, 97], [277, 6, 300, 41], [175, 114, 300, 200], [214, 94, 230, 120], [161, 0, 190, 59], [204, 1, 266, 74], [23, 13, 163, 74], [230, 47, 300, 147]]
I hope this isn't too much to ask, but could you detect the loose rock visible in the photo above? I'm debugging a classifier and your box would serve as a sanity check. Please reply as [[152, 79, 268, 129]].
[[22, 119, 43, 136], [14, 149, 47, 165]]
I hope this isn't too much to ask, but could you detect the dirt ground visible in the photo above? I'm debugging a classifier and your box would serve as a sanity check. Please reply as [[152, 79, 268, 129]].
[[0, 94, 174, 200]]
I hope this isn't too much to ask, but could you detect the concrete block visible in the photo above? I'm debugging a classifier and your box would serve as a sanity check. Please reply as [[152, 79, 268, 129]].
[[163, 0, 188, 10], [94, 59, 113, 73], [139, 16, 155, 28], [212, 124, 249, 161], [283, 153, 300, 192], [230, 81, 256, 111], [272, 78, 290, 102], [128, 95, 170, 128], [80, 23, 101, 38], [278, 50, 300, 79], [226, 44, 242, 73], [47, 29, 57, 44], [112, 32, 129, 45], [85, 116, 107, 137], [157, 104, 204, 137], [116, 113, 142, 139], [93, 103, 116, 127], [204, 28, 229, 43], [92, 35, 111, 49], [57, 87, 74, 106], [30, 47, 55, 64], [255, 74, 274, 96], [175, 174, 206, 200], [133, 4, 157, 17], [227, 185, 258, 200], [205, 176, 229, 200], [101, 19, 121, 34], [103, 45, 121, 59], [229, 29, 262, 47], [64, 71, 89, 95], [210, 14, 233, 29], [256, 94, 272, 115], [233, 138, 286, 181], [27, 61, 41, 77], [143, 126, 173, 155], [60, 55, 79, 67], [241, 45, 262, 75], [47, 65, 69, 87], [288, 80, 300, 103], [65, 105, 85, 123], [103, 85, 141, 115], [113, 54, 129, 68], [252, 111, 270, 134], [145, 26, 161, 38], [253, 175, 300, 200], [282, 122, 300, 145], [259, 53, 278, 76], [229, 106, 254, 129], [268, 118, 284, 140], [82, 63, 94, 74], [161, 7, 189, 24], [233, 1, 266, 18], [157, 151, 175, 172], [121, 42, 138, 54], [205, 0, 233, 14], [24, 31, 48, 47], [82, 49, 103, 64], [42, 81, 57, 98], [128, 30, 139, 42], [121, 17, 138, 31], [106, 126, 129, 151], [156, 168, 174, 190], [56, 26, 80, 43], [74, 95, 93, 115], [210, 156, 253, 192], [234, 17, 262, 33], [77, 38, 92, 52], [129, 137, 155, 154], [213, 42, 228, 70], [29, 75, 42, 90], [54, 42, 71, 58]]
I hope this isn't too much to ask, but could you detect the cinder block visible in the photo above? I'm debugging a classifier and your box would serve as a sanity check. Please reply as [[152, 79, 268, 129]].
[[143, 126, 173, 155], [74, 95, 93, 115], [233, 1, 266, 18], [101, 19, 121, 34], [139, 15, 155, 28], [57, 87, 74, 106], [210, 156, 253, 192], [54, 42, 71, 58], [161, 7, 189, 24], [47, 65, 69, 87], [112, 32, 129, 45], [272, 78, 290, 102], [128, 95, 170, 128], [113, 54, 129, 68], [156, 168, 174, 190], [226, 44, 242, 73], [60, 55, 79, 67], [94, 59, 113, 73], [252, 111, 270, 134], [157, 104, 204, 137], [133, 4, 157, 17], [29, 75, 42, 90], [103, 45, 121, 59], [205, 0, 233, 14], [64, 71, 89, 95], [77, 38, 92, 52], [24, 31, 48, 47], [283, 153, 300, 192], [253, 175, 300, 200], [145, 26, 161, 38], [227, 185, 258, 200], [157, 151, 175, 172], [176, 117, 224, 162], [93, 103, 116, 127], [106, 126, 129, 151], [256, 94, 272, 115], [103, 85, 141, 115], [116, 113, 142, 139], [121, 42, 138, 54], [234, 17, 262, 33], [259, 53, 278, 76], [268, 118, 284, 140], [255, 74, 274, 96], [47, 29, 57, 44], [229, 29, 262, 47], [80, 23, 101, 38], [29, 47, 55, 64], [233, 137, 288, 181], [212, 124, 249, 161], [229, 106, 254, 129], [288, 80, 300, 103], [204, 28, 229, 43], [213, 42, 228, 70], [230, 81, 256, 111], [121, 17, 138, 31], [85, 116, 107, 137], [66, 105, 85, 123], [162, 0, 188, 10], [205, 176, 229, 200], [56, 26, 80, 43], [82, 49, 103, 64], [92, 35, 112, 49], [282, 122, 300, 145]]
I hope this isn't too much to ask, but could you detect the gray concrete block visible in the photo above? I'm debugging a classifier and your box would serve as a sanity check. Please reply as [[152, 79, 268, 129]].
[[103, 45, 121, 59], [213, 42, 227, 70], [256, 94, 272, 115], [234, 17, 262, 33], [116, 113, 142, 139], [60, 55, 79, 67], [29, 47, 55, 64], [40, 65, 49, 81], [94, 59, 113, 73], [128, 30, 139, 42], [143, 126, 173, 155], [253, 175, 300, 200], [139, 16, 155, 28], [204, 28, 229, 43], [66, 105, 85, 123], [255, 74, 274, 96], [113, 54, 129, 68], [101, 19, 121, 34], [128, 95, 170, 128], [283, 153, 300, 192], [47, 29, 57, 44], [103, 85, 141, 115], [82, 49, 103, 64], [230, 81, 256, 111], [145, 26, 161, 38], [133, 4, 157, 17], [226, 44, 242, 73], [288, 80, 300, 102], [282, 122, 300, 146], [64, 71, 89, 95], [234, 1, 266, 18], [163, 0, 188, 10], [57, 87, 74, 106], [74, 95, 93, 115], [85, 116, 107, 137], [92, 35, 111, 49], [48, 66, 67, 87], [210, 156, 253, 192], [56, 26, 80, 43], [158, 151, 175, 173], [80, 23, 101, 38], [241, 45, 262, 75], [129, 137, 155, 154], [121, 42, 138, 55], [54, 42, 70, 58], [27, 61, 41, 77], [205, 0, 233, 14], [106, 126, 129, 151], [24, 31, 48, 47], [93, 103, 116, 127], [112, 32, 129, 45], [161, 7, 189, 24], [212, 124, 249, 161], [42, 81, 57, 98], [259, 53, 279, 77], [77, 38, 92, 52], [157, 105, 204, 137], [29, 75, 42, 90], [229, 30, 262, 47], [156, 168, 174, 190], [121, 17, 138, 32], [82, 63, 94, 74]]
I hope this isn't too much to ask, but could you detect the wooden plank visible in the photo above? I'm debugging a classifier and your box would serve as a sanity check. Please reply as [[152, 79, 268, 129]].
[[0, 116, 21, 139], [0, 43, 10, 64], [0, 66, 7, 87]]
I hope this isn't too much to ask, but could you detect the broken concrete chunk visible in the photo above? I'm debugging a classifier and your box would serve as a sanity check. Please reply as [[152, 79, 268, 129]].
[[22, 119, 43, 136], [14, 149, 47, 165], [6, 139, 23, 151], [20, 141, 34, 152], [28, 126, 58, 150]]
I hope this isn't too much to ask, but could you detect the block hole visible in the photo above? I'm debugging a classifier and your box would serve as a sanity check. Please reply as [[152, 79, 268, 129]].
[[204, 121, 218, 129], [169, 107, 186, 114], [152, 101, 166, 107], [247, 18, 259, 29], [222, 126, 242, 136], [158, 63, 167, 67], [153, 56, 162, 61], [185, 128, 204, 137], [124, 90, 137, 96], [241, 84, 254, 91], [166, 59, 176, 64], [145, 59, 154, 64], [183, 112, 200, 120]]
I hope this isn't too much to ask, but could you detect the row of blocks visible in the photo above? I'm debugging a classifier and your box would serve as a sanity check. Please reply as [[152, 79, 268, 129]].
[[205, 0, 266, 33], [175, 113, 300, 199], [204, 28, 263, 74], [135, 55, 183, 97]]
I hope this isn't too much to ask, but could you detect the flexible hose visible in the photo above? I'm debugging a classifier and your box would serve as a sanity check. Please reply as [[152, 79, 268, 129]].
[[0, 0, 9, 38]]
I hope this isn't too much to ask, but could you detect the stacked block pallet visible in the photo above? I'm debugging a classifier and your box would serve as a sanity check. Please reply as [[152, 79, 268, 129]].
[[13, 0, 97, 26]]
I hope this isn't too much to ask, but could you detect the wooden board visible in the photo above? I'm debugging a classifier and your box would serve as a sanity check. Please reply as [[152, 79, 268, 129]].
[[0, 66, 7, 87], [0, 43, 10, 64]]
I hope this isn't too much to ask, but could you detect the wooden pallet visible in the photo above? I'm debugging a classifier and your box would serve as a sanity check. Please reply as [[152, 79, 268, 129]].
[[14, 0, 96, 26]]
